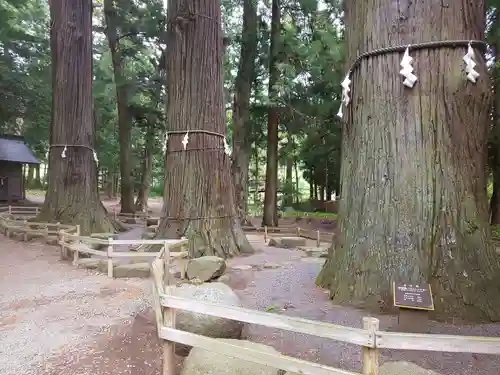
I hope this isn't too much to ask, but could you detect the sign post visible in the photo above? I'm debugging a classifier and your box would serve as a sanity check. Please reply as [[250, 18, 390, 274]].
[[393, 281, 434, 333]]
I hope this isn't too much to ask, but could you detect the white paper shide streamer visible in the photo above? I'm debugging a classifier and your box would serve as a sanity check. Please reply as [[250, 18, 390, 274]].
[[163, 133, 169, 152], [182, 132, 189, 150], [59, 145, 98, 164], [463, 42, 480, 83], [400, 46, 418, 88], [223, 138, 232, 156], [336, 73, 351, 118]]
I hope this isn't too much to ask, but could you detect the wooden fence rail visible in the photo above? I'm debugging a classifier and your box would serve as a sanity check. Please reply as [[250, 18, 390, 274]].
[[243, 225, 333, 246], [150, 255, 500, 375], [0, 206, 188, 279]]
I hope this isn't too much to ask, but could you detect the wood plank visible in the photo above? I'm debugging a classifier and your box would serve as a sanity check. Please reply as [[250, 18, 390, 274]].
[[110, 251, 187, 258], [65, 244, 106, 257], [376, 331, 500, 354], [63, 234, 109, 244], [112, 239, 188, 246], [159, 327, 360, 375], [160, 295, 373, 347]]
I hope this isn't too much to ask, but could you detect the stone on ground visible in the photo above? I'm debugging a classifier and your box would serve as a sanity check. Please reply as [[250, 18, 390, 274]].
[[381, 361, 443, 375], [46, 236, 59, 246], [300, 257, 326, 264], [26, 232, 45, 241], [141, 231, 156, 240], [231, 264, 253, 270], [113, 262, 150, 278], [76, 258, 107, 271], [297, 246, 328, 257], [146, 217, 159, 227], [146, 225, 158, 233], [91, 232, 118, 239], [186, 256, 226, 282], [166, 282, 244, 356], [181, 339, 285, 375], [268, 236, 306, 248]]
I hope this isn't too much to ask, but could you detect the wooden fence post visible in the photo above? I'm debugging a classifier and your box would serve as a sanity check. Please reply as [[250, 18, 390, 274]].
[[73, 225, 81, 265], [163, 240, 171, 285], [162, 239, 176, 375], [73, 242, 79, 264], [23, 220, 28, 241], [107, 238, 114, 278], [362, 317, 380, 375], [58, 230, 65, 260]]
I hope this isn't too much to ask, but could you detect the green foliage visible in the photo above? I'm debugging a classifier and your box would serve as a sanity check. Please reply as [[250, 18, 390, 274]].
[[4, 0, 346, 207], [0, 0, 50, 159]]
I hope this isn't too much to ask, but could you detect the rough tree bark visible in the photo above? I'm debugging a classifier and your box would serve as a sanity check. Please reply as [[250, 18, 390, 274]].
[[490, 8, 500, 225], [27, 165, 35, 189], [317, 0, 500, 321], [262, 0, 280, 227], [39, 0, 116, 235], [104, 0, 135, 214], [34, 164, 42, 189], [135, 124, 154, 212], [232, 0, 258, 225], [157, 0, 254, 258], [284, 134, 294, 206], [253, 145, 259, 206]]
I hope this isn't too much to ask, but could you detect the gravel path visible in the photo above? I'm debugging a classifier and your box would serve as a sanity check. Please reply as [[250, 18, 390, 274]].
[[230, 236, 500, 375], [1, 227, 499, 375], [0, 238, 150, 375]]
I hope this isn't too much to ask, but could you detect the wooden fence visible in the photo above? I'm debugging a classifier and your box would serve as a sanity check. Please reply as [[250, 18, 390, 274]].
[[0, 206, 188, 278], [150, 253, 500, 375], [243, 225, 332, 246]]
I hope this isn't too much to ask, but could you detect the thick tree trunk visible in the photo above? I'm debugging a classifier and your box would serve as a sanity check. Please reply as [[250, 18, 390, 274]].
[[490, 9, 500, 225], [232, 0, 258, 225], [40, 0, 115, 235], [294, 157, 299, 204], [104, 169, 114, 198], [104, 0, 135, 214], [158, 0, 253, 258], [491, 110, 500, 224], [262, 0, 280, 227], [284, 142, 293, 206], [135, 126, 154, 212], [253, 144, 259, 208], [317, 0, 500, 321], [27, 165, 35, 189], [34, 164, 42, 189]]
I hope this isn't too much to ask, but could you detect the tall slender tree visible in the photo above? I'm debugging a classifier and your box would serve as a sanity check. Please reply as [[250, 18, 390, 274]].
[[103, 0, 136, 214], [39, 0, 115, 234], [262, 0, 280, 227], [157, 0, 253, 258], [232, 0, 258, 225], [317, 0, 500, 321]]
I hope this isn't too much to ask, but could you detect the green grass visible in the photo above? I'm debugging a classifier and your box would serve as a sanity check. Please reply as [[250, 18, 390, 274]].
[[149, 184, 164, 197], [25, 189, 46, 197], [492, 224, 500, 238], [281, 211, 338, 220]]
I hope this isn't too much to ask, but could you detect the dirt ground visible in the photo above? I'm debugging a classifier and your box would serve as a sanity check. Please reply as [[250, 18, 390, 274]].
[[1, 196, 499, 375]]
